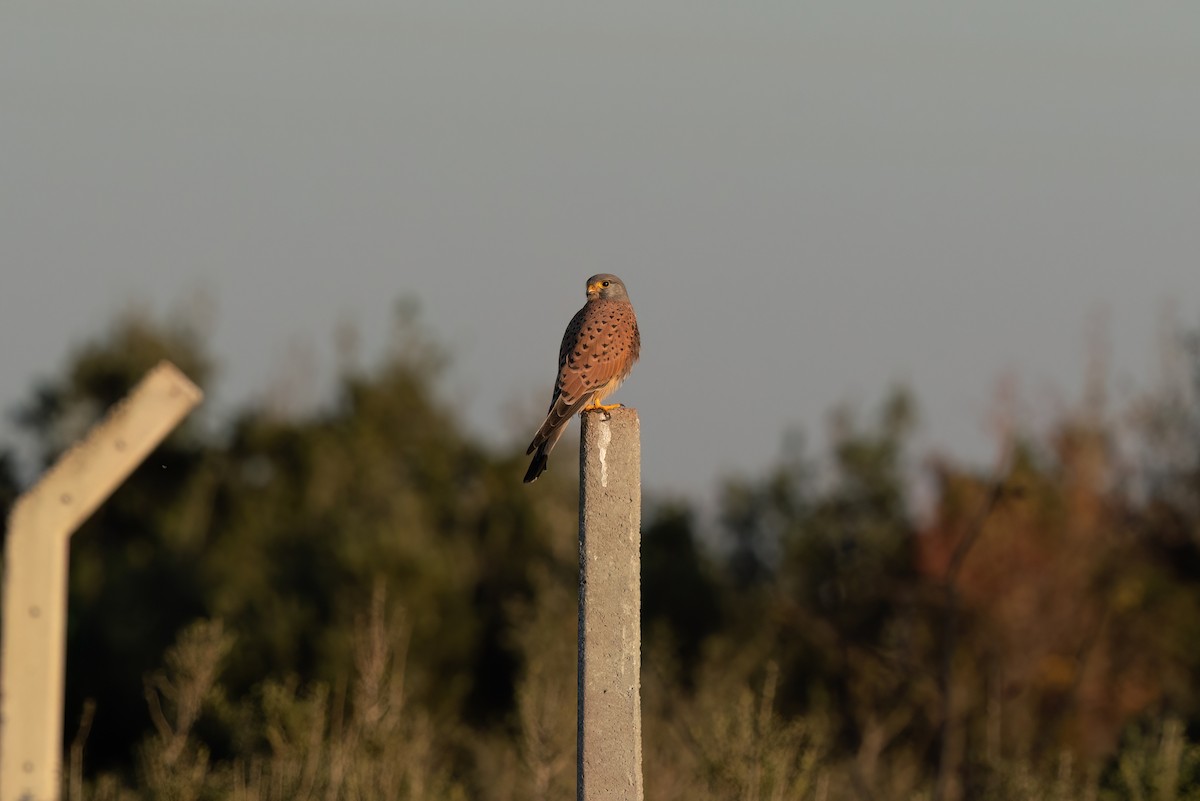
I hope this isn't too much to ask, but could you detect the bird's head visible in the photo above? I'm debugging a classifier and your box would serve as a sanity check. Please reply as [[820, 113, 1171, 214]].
[[585, 274, 630, 301]]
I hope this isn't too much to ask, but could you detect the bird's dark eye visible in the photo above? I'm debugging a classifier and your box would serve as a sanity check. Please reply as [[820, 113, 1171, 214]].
[[602, 281, 610, 287]]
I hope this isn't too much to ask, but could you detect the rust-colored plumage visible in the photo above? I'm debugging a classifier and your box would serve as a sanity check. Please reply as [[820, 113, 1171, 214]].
[[524, 274, 640, 483]]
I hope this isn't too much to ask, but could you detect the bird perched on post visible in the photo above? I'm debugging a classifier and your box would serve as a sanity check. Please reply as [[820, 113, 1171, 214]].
[[524, 274, 640, 483]]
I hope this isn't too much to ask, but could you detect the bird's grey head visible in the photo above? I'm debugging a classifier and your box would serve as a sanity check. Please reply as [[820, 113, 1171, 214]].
[[585, 274, 631, 302]]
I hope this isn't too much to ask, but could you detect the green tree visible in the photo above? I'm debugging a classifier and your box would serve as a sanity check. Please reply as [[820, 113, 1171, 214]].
[[641, 501, 724, 682]]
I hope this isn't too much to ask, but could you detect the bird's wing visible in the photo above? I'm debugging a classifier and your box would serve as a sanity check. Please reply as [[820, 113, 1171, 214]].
[[526, 300, 638, 455], [526, 305, 594, 454], [553, 300, 637, 405]]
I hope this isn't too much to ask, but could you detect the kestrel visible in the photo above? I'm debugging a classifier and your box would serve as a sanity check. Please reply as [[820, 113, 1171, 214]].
[[524, 274, 640, 484]]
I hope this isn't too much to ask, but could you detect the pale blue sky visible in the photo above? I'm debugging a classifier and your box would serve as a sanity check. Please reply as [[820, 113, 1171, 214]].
[[3, 2, 1199, 497]]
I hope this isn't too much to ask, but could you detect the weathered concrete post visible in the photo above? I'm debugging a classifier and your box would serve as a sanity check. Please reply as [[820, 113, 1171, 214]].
[[1, 362, 202, 801], [577, 407, 642, 801]]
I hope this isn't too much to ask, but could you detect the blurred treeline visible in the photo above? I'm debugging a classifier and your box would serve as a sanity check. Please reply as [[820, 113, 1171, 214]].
[[4, 309, 1200, 801]]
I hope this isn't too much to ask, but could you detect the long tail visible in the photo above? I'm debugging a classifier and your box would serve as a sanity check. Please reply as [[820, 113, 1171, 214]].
[[523, 419, 570, 483], [523, 442, 551, 483]]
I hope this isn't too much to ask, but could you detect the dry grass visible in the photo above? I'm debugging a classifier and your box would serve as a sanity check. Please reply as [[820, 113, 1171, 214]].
[[77, 582, 462, 801], [72, 586, 1200, 801]]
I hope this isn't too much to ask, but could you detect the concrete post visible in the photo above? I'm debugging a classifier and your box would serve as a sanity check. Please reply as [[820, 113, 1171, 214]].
[[1, 362, 202, 801], [577, 407, 642, 801]]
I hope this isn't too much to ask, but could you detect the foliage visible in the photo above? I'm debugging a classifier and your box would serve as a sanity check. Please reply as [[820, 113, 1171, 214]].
[[5, 308, 1200, 800]]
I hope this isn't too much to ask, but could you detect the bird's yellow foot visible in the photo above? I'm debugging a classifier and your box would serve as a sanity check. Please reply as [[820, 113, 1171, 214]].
[[587, 401, 624, 412]]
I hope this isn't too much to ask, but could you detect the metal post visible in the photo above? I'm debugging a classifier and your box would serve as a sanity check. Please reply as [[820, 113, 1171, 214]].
[[577, 407, 642, 801], [1, 362, 202, 801]]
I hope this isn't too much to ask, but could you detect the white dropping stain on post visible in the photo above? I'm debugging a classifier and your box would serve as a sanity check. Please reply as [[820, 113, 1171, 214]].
[[598, 420, 612, 487]]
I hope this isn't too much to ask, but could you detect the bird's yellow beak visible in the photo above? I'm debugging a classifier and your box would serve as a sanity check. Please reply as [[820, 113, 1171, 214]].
[[586, 283, 601, 295]]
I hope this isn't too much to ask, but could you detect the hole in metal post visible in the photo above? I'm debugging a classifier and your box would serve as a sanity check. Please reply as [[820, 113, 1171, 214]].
[[60, 493, 72, 505], [28, 606, 40, 618]]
